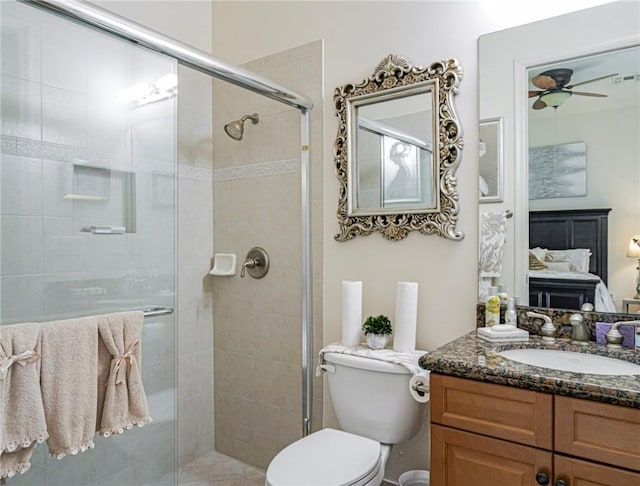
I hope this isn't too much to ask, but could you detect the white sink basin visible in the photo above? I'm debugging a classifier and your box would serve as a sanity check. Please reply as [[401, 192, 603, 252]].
[[498, 349, 640, 375]]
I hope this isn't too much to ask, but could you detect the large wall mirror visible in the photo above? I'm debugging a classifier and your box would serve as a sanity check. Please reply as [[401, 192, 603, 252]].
[[334, 55, 463, 241], [478, 1, 640, 316]]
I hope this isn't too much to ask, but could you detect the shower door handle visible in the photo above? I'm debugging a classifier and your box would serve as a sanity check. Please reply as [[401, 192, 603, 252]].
[[240, 247, 270, 279]]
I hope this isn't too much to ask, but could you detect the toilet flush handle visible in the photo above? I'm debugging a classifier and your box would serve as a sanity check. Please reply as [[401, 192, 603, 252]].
[[315, 364, 336, 377]]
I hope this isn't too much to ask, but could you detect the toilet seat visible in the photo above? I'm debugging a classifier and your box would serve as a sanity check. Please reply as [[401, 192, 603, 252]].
[[266, 428, 383, 486]]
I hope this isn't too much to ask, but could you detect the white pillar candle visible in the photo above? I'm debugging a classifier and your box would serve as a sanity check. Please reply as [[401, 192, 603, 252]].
[[341, 281, 363, 347], [394, 281, 418, 352]]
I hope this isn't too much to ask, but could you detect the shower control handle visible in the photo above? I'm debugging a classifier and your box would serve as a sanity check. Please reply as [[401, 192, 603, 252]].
[[240, 247, 270, 279], [240, 257, 259, 277]]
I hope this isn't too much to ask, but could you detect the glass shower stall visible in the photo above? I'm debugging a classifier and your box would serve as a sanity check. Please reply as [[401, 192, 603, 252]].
[[1, 0, 314, 484], [1, 1, 178, 483]]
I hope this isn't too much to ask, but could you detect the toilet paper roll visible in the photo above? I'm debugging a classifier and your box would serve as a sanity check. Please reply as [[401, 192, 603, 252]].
[[409, 372, 430, 403], [342, 281, 362, 347], [393, 281, 418, 352]]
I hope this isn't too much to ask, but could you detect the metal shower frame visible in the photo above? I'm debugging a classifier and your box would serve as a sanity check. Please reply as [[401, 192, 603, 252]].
[[19, 0, 315, 436]]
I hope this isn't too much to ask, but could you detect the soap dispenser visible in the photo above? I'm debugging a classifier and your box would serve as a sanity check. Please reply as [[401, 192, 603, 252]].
[[485, 287, 500, 327], [505, 298, 517, 327]]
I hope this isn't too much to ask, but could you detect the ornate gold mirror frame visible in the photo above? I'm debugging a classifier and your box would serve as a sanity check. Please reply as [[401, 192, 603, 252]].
[[334, 55, 464, 241]]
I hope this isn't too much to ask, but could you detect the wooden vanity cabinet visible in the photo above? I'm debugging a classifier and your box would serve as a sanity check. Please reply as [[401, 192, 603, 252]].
[[430, 374, 640, 486]]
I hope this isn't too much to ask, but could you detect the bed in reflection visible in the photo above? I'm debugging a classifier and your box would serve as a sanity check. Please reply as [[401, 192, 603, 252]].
[[528, 208, 615, 312]]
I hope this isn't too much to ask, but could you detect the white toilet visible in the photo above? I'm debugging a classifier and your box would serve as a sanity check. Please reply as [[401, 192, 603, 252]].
[[265, 351, 426, 486]]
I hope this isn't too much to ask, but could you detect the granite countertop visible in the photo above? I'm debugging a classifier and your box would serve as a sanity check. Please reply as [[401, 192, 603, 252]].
[[419, 330, 640, 408]]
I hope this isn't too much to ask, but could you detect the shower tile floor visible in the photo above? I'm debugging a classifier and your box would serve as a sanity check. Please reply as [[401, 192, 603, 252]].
[[178, 450, 265, 486]]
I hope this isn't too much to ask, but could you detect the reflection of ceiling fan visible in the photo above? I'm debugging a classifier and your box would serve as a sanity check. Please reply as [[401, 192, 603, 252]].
[[528, 68, 618, 110]]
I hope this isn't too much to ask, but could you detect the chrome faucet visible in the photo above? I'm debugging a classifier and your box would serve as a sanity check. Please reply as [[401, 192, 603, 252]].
[[527, 311, 557, 342], [569, 313, 589, 345], [605, 320, 640, 348]]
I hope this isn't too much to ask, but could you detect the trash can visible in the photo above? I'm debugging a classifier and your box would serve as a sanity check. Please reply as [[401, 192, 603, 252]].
[[399, 469, 430, 486]]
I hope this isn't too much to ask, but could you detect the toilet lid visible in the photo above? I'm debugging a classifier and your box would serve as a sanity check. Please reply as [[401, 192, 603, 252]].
[[266, 428, 381, 486]]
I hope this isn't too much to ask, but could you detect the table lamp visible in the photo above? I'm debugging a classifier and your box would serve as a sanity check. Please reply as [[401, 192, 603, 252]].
[[626, 235, 640, 298]]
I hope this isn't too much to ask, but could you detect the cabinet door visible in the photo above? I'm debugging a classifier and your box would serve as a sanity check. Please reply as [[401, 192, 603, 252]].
[[431, 374, 553, 448], [555, 455, 640, 486], [431, 424, 552, 486], [555, 396, 640, 472]]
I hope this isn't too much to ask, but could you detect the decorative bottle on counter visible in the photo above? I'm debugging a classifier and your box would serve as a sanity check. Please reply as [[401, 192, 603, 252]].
[[497, 284, 509, 304], [505, 297, 517, 326], [485, 287, 500, 327]]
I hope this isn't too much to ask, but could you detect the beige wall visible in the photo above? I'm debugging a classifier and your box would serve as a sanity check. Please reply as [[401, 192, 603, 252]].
[[97, 0, 212, 52]]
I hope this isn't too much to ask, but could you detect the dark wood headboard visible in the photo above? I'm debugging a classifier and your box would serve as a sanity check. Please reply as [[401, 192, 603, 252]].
[[529, 208, 611, 285]]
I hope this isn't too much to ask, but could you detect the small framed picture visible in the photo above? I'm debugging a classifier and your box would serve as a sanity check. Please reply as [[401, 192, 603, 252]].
[[479, 117, 504, 203]]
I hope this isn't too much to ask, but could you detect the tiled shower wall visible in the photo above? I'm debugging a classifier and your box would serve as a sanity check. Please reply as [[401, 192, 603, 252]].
[[212, 40, 323, 469], [176, 65, 215, 466]]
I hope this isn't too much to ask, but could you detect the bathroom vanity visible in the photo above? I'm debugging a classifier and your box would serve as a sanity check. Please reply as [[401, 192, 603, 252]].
[[421, 332, 640, 486]]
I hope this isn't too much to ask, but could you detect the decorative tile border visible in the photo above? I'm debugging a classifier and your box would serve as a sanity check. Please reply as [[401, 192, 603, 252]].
[[1, 135, 17, 155], [1, 135, 212, 181], [1, 135, 110, 166], [213, 158, 300, 182], [178, 164, 212, 182]]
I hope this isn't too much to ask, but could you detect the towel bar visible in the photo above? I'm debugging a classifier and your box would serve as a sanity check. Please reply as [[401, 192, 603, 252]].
[[142, 306, 174, 318]]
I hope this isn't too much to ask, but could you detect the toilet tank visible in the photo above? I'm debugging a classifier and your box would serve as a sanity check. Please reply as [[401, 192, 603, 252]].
[[323, 352, 426, 444]]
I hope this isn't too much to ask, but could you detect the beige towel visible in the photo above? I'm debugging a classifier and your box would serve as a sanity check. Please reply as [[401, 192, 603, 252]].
[[0, 323, 47, 479], [40, 316, 99, 459], [97, 311, 151, 437]]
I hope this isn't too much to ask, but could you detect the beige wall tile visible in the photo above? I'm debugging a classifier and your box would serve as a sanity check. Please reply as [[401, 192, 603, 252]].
[[252, 358, 301, 412], [212, 40, 323, 466], [214, 349, 256, 400]]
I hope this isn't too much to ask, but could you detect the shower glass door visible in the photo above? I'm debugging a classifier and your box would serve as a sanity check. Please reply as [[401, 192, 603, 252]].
[[1, 1, 177, 484]]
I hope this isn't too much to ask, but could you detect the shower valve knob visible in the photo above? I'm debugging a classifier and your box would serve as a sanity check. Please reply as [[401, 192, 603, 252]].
[[240, 247, 270, 279]]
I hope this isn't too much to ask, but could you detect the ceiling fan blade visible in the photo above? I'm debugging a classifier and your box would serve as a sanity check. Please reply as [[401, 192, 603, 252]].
[[532, 75, 557, 90], [529, 90, 544, 98], [571, 91, 608, 97], [566, 73, 618, 89], [532, 98, 547, 110]]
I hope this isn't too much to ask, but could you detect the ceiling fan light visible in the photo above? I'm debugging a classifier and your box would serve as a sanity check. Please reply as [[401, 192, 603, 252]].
[[540, 90, 572, 108]]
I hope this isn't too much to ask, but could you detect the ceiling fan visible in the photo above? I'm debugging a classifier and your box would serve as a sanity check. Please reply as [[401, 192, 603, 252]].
[[528, 68, 618, 110]]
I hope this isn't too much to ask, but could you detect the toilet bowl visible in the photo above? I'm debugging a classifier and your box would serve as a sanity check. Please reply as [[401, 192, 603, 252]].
[[265, 350, 427, 486], [266, 428, 390, 486]]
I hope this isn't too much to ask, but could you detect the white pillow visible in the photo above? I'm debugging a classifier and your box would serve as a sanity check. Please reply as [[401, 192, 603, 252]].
[[545, 249, 591, 273], [544, 261, 573, 272]]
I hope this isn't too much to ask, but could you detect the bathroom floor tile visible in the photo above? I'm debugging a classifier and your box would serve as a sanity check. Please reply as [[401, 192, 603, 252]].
[[178, 450, 265, 486]]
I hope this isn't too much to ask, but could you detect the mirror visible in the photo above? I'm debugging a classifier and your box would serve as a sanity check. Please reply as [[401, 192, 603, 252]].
[[478, 2, 640, 315], [334, 55, 463, 241]]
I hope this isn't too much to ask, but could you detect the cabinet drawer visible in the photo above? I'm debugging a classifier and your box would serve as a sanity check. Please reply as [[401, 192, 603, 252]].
[[431, 424, 553, 486], [555, 396, 640, 472], [430, 374, 553, 449], [555, 454, 640, 486]]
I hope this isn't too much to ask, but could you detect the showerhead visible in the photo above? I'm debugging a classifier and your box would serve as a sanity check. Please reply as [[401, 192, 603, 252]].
[[224, 113, 259, 141]]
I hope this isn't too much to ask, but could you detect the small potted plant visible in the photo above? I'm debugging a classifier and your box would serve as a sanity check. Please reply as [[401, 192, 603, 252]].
[[362, 314, 392, 350]]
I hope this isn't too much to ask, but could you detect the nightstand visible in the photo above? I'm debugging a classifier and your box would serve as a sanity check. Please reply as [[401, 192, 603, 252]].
[[622, 298, 640, 314]]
